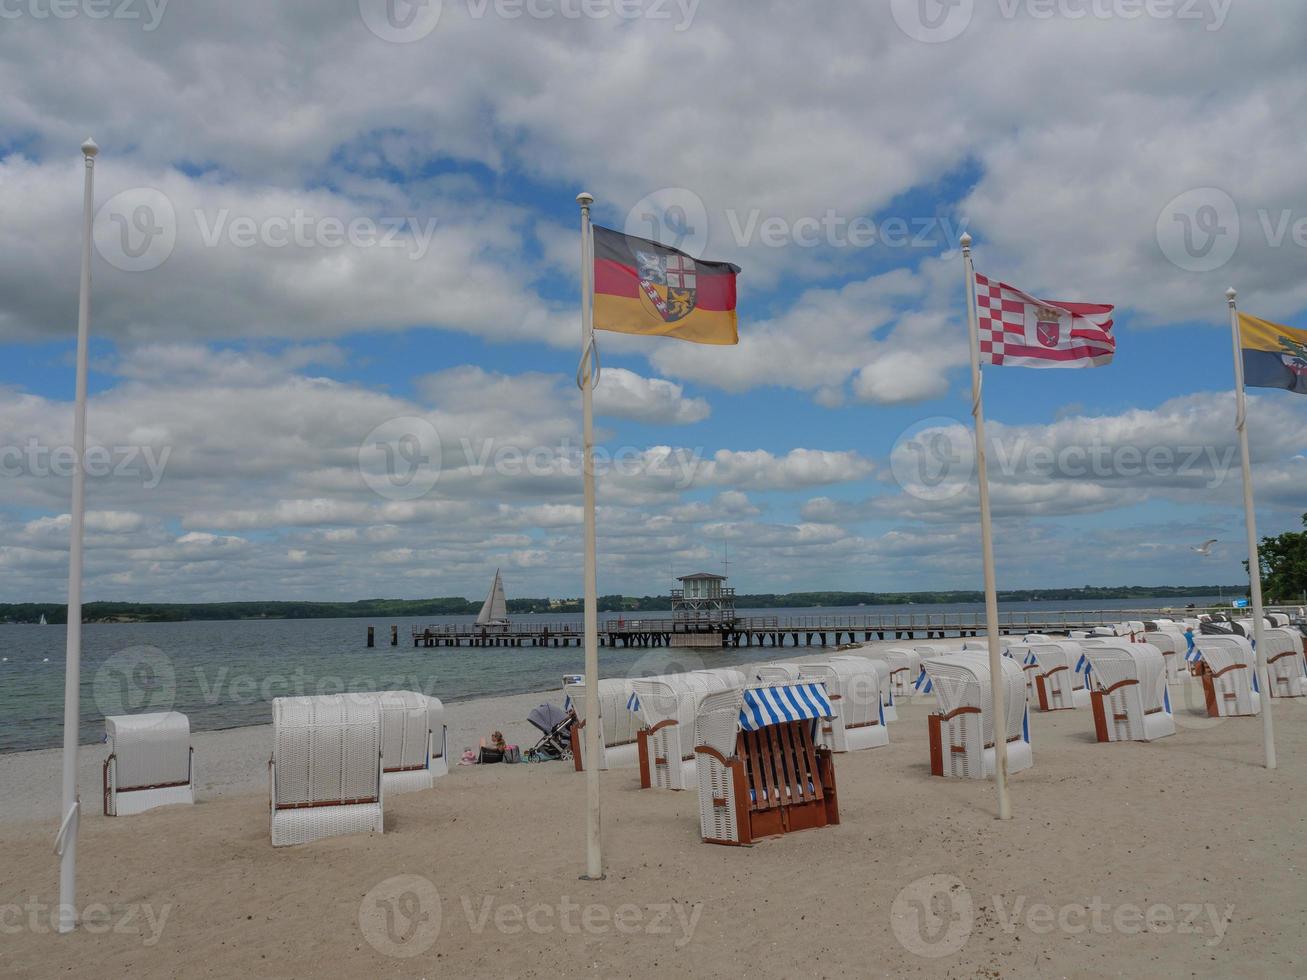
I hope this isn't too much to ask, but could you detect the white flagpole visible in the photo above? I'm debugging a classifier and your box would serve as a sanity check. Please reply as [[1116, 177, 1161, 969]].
[[57, 137, 98, 934], [1225, 287, 1276, 769], [576, 192, 604, 878], [961, 233, 1011, 819]]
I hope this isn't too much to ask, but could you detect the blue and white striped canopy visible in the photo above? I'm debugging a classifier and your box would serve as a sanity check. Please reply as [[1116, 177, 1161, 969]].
[[914, 669, 933, 694], [626, 691, 641, 712], [1023, 651, 1038, 667], [739, 684, 832, 732]]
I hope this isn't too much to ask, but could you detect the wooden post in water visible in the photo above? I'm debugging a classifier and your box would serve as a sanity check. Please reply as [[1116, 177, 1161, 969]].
[[391, 625, 398, 647], [367, 626, 375, 648]]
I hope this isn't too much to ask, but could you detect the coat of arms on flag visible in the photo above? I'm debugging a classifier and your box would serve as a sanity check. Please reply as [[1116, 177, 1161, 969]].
[[592, 226, 739, 345], [973, 272, 1115, 368]]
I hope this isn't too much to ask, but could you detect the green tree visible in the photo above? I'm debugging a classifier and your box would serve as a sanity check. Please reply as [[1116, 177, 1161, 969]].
[[1258, 512, 1307, 603]]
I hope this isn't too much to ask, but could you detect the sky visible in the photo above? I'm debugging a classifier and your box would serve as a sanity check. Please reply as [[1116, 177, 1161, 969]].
[[1, 0, 1305, 603]]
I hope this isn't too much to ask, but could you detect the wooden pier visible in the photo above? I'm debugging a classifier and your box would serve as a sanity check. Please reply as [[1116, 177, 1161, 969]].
[[399, 605, 1281, 650]]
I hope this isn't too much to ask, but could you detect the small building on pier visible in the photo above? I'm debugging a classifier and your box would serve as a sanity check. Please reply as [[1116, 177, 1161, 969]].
[[671, 573, 736, 643]]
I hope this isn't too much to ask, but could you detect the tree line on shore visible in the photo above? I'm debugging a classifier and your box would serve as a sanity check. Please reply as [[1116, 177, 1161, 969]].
[[0, 584, 1260, 625]]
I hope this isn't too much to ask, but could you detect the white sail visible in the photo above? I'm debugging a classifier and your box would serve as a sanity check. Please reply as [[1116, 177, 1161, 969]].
[[476, 568, 509, 626], [39, 613, 47, 625]]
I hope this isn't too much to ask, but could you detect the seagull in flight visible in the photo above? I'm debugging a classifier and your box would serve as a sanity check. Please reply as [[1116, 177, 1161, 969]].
[[1191, 539, 1218, 556]]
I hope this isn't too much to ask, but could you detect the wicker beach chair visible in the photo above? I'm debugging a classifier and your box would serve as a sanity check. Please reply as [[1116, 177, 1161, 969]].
[[823, 654, 895, 721], [1260, 627, 1307, 698], [692, 683, 839, 846], [1144, 628, 1187, 681], [269, 695, 384, 847], [373, 691, 448, 793], [879, 648, 921, 697], [634, 671, 739, 791], [1192, 636, 1261, 717], [921, 653, 1032, 779], [797, 658, 889, 752], [1027, 641, 1091, 711], [102, 712, 195, 817], [1080, 643, 1175, 742], [565, 675, 641, 771]]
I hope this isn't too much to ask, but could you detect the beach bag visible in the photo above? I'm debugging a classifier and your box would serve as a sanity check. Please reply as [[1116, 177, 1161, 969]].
[[477, 746, 503, 764], [503, 745, 521, 764]]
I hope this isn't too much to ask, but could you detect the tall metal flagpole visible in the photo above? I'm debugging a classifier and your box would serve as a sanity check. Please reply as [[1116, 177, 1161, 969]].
[[1225, 287, 1276, 769], [57, 137, 98, 934], [961, 233, 1011, 819], [576, 192, 604, 878]]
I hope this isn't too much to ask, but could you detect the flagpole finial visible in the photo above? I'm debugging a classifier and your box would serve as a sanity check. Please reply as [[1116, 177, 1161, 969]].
[[960, 231, 972, 250], [576, 192, 594, 208], [1226, 286, 1237, 305], [81, 138, 98, 159]]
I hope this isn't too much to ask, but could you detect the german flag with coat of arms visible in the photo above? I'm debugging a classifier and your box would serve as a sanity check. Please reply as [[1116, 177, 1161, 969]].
[[592, 226, 740, 345]]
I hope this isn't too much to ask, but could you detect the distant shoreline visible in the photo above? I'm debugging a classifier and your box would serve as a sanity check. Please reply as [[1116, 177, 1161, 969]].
[[0, 586, 1253, 625]]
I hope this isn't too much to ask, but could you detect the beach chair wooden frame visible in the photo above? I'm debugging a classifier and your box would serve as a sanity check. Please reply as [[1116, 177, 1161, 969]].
[[693, 685, 839, 846]]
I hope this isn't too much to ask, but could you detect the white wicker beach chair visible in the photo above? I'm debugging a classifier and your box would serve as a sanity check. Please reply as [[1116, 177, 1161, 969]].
[[1193, 636, 1261, 717], [829, 654, 897, 721], [373, 691, 447, 793], [797, 659, 888, 751], [269, 695, 384, 847], [921, 653, 1032, 779], [633, 671, 740, 791], [103, 712, 195, 817], [754, 663, 803, 684], [1260, 628, 1306, 698], [879, 648, 921, 697], [1026, 641, 1091, 711], [692, 683, 839, 845], [1144, 628, 1187, 681], [1081, 643, 1175, 742], [564, 676, 641, 771]]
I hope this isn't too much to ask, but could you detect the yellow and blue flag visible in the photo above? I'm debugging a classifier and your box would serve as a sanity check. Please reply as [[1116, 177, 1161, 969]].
[[1239, 313, 1307, 395]]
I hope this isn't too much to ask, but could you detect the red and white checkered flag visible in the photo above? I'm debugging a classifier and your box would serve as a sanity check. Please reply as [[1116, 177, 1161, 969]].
[[973, 272, 1115, 368]]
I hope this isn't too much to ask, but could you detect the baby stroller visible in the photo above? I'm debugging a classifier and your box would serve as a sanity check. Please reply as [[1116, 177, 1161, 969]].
[[525, 703, 574, 762]]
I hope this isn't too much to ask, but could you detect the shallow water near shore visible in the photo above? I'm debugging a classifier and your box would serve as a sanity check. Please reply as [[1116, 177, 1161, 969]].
[[0, 598, 1224, 752]]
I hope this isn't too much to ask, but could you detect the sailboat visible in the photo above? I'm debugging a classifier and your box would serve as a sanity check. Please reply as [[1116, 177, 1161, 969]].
[[476, 568, 510, 628], [39, 613, 46, 625]]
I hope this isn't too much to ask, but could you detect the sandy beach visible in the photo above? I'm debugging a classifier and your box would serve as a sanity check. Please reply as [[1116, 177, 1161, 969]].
[[2, 658, 1304, 979]]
